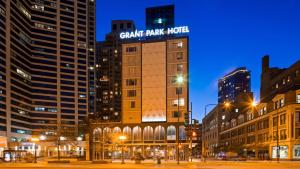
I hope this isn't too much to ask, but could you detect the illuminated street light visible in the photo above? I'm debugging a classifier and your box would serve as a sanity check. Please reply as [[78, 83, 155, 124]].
[[77, 136, 83, 141], [192, 131, 197, 137], [176, 75, 184, 84], [119, 135, 127, 164], [224, 102, 230, 107], [60, 136, 66, 141], [39, 135, 46, 141], [251, 101, 257, 107]]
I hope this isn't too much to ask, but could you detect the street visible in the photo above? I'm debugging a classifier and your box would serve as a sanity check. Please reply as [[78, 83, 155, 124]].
[[0, 160, 300, 169]]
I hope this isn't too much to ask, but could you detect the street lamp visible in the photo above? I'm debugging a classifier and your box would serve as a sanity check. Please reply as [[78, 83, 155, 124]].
[[176, 75, 184, 165], [119, 135, 127, 164], [31, 138, 40, 163]]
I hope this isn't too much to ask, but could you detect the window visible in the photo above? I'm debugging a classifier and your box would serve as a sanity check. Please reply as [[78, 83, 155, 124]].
[[113, 24, 117, 30], [280, 114, 286, 125], [177, 64, 183, 72], [280, 99, 284, 107], [172, 111, 180, 118], [246, 113, 254, 121], [16, 68, 31, 80], [32, 4, 44, 11], [127, 90, 136, 97], [273, 116, 278, 127], [176, 52, 183, 60], [17, 1, 31, 19], [297, 94, 300, 104], [176, 87, 182, 95], [126, 79, 137, 86], [280, 129, 287, 140], [296, 128, 300, 138], [130, 101, 135, 108], [177, 42, 183, 48], [0, 7, 5, 16], [126, 47, 136, 53], [296, 112, 300, 123], [173, 98, 184, 106], [35, 107, 45, 111]]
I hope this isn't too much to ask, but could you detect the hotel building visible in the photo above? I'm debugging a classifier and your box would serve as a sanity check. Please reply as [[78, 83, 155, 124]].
[[0, 0, 95, 158], [92, 36, 189, 161]]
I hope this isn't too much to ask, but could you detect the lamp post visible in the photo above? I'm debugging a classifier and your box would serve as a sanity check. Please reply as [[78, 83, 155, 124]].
[[31, 138, 40, 163], [119, 135, 127, 164], [176, 75, 184, 165]]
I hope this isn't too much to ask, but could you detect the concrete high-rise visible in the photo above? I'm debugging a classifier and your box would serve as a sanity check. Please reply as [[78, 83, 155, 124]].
[[0, 0, 95, 156], [95, 20, 135, 122]]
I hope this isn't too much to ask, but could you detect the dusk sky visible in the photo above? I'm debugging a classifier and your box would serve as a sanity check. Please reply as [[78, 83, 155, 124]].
[[96, 0, 300, 121]]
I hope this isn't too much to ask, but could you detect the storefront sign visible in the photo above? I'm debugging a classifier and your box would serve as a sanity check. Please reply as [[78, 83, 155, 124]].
[[120, 26, 190, 39]]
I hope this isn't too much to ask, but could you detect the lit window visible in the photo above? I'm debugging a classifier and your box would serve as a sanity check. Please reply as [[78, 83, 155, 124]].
[[16, 68, 31, 80], [177, 64, 183, 72], [35, 107, 45, 111], [17, 1, 31, 19], [32, 4, 44, 11], [296, 94, 300, 103], [235, 109, 239, 113], [48, 108, 57, 112], [280, 99, 284, 107], [177, 42, 183, 48], [176, 52, 183, 60], [79, 94, 86, 98], [0, 7, 5, 16], [173, 98, 185, 106]]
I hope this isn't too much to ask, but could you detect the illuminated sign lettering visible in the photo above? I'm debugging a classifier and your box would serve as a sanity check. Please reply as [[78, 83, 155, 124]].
[[120, 26, 189, 39]]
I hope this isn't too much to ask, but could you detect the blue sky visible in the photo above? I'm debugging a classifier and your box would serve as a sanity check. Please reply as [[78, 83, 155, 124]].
[[96, 0, 300, 121]]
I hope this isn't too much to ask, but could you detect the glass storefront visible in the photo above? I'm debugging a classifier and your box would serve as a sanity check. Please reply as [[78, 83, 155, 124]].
[[293, 145, 300, 159], [272, 146, 288, 159]]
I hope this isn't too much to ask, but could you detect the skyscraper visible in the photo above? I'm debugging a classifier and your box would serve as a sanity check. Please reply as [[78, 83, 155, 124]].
[[218, 67, 251, 103], [1, 0, 95, 154], [146, 5, 174, 30], [95, 20, 135, 122]]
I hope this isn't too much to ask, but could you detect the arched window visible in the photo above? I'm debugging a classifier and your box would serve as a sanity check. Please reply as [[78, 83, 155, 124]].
[[143, 126, 153, 141], [123, 126, 132, 140], [103, 127, 111, 142], [132, 126, 142, 141], [167, 125, 176, 140], [113, 127, 121, 134], [154, 126, 165, 141], [93, 128, 102, 141], [179, 125, 186, 140]]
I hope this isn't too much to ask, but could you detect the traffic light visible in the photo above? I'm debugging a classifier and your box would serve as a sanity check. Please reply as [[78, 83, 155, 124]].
[[184, 112, 189, 127]]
